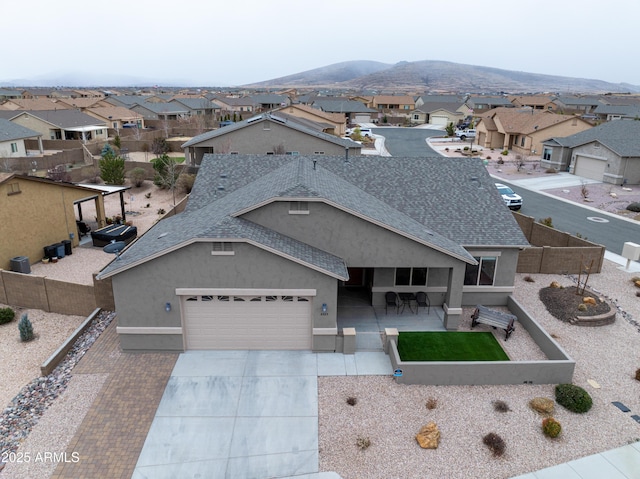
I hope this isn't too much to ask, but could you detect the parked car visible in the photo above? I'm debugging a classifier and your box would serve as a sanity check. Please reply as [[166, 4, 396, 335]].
[[346, 127, 374, 138], [495, 183, 523, 210], [455, 129, 476, 141]]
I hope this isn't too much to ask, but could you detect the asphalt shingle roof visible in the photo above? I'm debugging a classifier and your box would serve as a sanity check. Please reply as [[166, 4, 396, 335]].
[[544, 119, 640, 156], [14, 110, 106, 128], [0, 118, 41, 141], [99, 154, 528, 279]]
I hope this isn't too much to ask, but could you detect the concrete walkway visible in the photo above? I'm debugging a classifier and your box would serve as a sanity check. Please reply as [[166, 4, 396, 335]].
[[132, 350, 393, 479]]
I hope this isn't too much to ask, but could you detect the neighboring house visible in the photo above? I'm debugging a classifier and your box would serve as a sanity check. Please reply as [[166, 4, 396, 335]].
[[412, 101, 468, 126], [169, 98, 221, 119], [0, 98, 70, 111], [249, 94, 290, 112], [475, 108, 593, 157], [209, 96, 255, 115], [311, 99, 376, 124], [84, 106, 145, 131], [272, 104, 347, 136], [9, 110, 108, 142], [129, 101, 189, 120], [371, 95, 416, 114], [553, 96, 602, 114], [0, 174, 107, 271], [466, 96, 513, 113], [414, 95, 466, 108], [55, 97, 111, 109], [0, 119, 43, 157], [104, 95, 152, 108], [509, 95, 557, 111], [541, 119, 640, 184], [0, 89, 23, 101], [181, 112, 361, 165], [592, 104, 640, 122], [97, 154, 528, 353]]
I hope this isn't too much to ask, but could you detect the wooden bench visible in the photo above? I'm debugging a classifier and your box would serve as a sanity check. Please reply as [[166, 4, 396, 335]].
[[471, 305, 516, 341]]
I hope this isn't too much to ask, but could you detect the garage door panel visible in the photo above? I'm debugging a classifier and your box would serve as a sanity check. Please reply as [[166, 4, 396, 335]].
[[574, 155, 606, 181], [183, 295, 311, 350]]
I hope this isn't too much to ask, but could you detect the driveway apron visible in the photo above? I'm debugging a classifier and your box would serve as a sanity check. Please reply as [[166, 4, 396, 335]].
[[132, 350, 321, 479]]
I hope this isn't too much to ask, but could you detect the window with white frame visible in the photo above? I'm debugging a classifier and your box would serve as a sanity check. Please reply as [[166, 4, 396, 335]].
[[10, 143, 18, 153], [464, 256, 497, 286], [289, 201, 309, 214], [211, 242, 234, 255], [543, 147, 552, 160], [395, 267, 428, 286]]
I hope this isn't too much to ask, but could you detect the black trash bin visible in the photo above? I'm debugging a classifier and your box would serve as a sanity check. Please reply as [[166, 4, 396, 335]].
[[62, 240, 72, 256], [44, 244, 58, 259], [53, 242, 65, 259]]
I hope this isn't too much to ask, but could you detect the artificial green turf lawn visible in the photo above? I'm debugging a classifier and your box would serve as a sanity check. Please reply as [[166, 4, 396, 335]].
[[397, 332, 510, 361]]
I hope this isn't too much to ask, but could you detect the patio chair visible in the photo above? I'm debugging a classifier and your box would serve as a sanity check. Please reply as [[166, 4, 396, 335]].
[[385, 291, 399, 315], [76, 220, 91, 237], [415, 291, 430, 314]]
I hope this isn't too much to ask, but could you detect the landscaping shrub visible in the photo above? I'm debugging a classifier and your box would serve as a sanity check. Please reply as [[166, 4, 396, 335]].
[[178, 173, 196, 194], [482, 432, 505, 457], [501, 149, 509, 156], [346, 396, 357, 406], [356, 435, 371, 450], [538, 217, 554, 228], [0, 307, 15, 325], [577, 303, 588, 312], [18, 313, 34, 342], [492, 400, 510, 413], [426, 397, 438, 410], [555, 384, 592, 413], [524, 276, 535, 283], [626, 202, 640, 213], [542, 417, 562, 438], [635, 368, 640, 381], [157, 208, 166, 215], [128, 167, 147, 187]]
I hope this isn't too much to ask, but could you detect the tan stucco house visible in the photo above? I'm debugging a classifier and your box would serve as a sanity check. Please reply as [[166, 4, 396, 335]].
[[475, 108, 593, 157], [0, 174, 107, 270]]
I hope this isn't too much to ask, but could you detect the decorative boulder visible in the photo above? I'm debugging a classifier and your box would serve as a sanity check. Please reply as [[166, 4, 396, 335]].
[[529, 397, 555, 414], [583, 297, 597, 305], [550, 281, 562, 288], [416, 422, 440, 449]]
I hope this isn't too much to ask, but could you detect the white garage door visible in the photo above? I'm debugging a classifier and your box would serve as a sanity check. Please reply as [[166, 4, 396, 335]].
[[574, 155, 606, 181], [430, 115, 449, 126], [182, 293, 312, 350]]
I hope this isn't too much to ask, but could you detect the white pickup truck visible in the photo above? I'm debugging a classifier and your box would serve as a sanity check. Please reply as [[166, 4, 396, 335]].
[[454, 129, 476, 141]]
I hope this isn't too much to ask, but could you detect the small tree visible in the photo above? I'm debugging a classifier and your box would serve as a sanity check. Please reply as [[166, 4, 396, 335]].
[[18, 313, 34, 342], [445, 122, 455, 136], [151, 138, 169, 157], [152, 154, 181, 205], [99, 154, 126, 185], [101, 143, 116, 158], [128, 167, 147, 187], [113, 135, 122, 150]]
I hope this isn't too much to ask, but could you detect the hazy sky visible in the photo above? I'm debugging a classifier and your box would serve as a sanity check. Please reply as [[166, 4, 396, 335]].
[[2, 0, 638, 87]]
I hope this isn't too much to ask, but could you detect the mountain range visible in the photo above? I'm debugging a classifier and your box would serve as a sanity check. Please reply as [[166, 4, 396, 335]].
[[245, 60, 640, 94]]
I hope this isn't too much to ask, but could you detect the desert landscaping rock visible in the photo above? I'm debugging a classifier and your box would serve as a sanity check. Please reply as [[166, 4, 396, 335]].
[[0, 311, 114, 461], [529, 397, 555, 415], [416, 422, 440, 449]]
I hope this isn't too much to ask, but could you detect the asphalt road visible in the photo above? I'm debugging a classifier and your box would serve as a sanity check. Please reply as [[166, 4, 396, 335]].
[[499, 179, 640, 256], [373, 127, 443, 157], [376, 127, 639, 256]]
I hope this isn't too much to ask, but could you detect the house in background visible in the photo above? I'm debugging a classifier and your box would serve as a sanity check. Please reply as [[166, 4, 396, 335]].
[[541, 119, 640, 184], [311, 99, 376, 124], [249, 94, 290, 112], [0, 174, 107, 271], [273, 104, 347, 137], [84, 106, 145, 132], [0, 98, 70, 111], [9, 110, 108, 142], [509, 95, 558, 111], [129, 101, 189, 121], [181, 112, 361, 165], [97, 154, 528, 353], [0, 119, 43, 157], [475, 108, 593, 157], [466, 96, 513, 114]]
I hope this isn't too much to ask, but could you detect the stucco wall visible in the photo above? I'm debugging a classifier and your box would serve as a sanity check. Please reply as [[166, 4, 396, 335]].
[[572, 143, 640, 185], [111, 241, 337, 351], [187, 120, 355, 162], [0, 139, 27, 157], [0, 178, 97, 270]]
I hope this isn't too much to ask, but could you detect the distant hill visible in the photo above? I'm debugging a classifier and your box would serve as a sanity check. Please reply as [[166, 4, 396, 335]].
[[245, 59, 640, 94]]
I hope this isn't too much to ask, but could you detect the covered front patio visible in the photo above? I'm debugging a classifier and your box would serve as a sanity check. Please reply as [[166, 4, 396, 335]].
[[337, 287, 445, 351]]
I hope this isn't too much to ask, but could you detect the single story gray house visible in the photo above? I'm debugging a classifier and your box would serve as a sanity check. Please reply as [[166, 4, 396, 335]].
[[541, 119, 640, 184], [181, 112, 361, 166], [97, 154, 529, 352]]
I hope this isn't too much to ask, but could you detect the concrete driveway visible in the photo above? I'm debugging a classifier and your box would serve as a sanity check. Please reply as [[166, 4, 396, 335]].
[[132, 350, 392, 479]]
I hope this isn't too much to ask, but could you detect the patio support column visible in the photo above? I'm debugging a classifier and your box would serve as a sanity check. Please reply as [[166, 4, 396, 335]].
[[442, 267, 464, 331]]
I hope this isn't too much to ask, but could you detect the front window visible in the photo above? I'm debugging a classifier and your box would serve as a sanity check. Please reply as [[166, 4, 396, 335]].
[[464, 257, 497, 286], [543, 147, 552, 160], [395, 267, 427, 286], [10, 142, 18, 153]]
